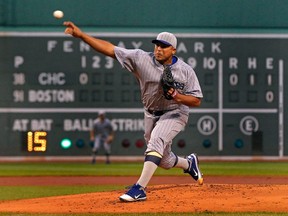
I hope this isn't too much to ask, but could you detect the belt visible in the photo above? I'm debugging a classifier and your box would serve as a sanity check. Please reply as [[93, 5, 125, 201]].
[[147, 109, 166, 116]]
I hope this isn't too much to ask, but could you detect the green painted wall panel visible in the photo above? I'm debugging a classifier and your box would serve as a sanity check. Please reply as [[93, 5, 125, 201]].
[[1, 0, 288, 28]]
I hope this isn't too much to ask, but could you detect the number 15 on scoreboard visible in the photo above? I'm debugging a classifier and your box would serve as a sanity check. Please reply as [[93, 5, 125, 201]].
[[26, 131, 47, 152]]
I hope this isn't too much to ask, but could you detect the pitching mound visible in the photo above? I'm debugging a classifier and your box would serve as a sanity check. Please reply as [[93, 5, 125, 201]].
[[0, 183, 287, 213]]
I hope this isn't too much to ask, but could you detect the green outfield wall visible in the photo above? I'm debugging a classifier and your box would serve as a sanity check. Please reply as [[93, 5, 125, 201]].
[[1, 0, 288, 29], [0, 0, 287, 157]]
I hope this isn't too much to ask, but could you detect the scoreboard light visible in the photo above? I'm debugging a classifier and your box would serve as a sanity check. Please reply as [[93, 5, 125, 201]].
[[177, 139, 186, 148], [26, 131, 47, 152], [135, 139, 145, 148], [60, 138, 72, 149], [202, 139, 212, 148], [76, 139, 85, 148], [234, 139, 244, 148], [122, 139, 130, 148]]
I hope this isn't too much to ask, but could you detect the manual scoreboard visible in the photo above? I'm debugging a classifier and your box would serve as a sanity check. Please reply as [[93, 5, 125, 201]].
[[0, 32, 286, 157]]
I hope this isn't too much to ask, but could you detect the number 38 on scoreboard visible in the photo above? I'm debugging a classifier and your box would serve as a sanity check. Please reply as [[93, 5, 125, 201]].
[[24, 131, 47, 152]]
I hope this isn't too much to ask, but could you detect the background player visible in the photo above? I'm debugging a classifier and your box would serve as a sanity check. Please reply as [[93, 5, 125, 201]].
[[63, 21, 203, 202], [90, 110, 114, 164]]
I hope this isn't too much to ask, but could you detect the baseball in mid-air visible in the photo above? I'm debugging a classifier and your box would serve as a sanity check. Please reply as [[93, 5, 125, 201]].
[[53, 10, 64, 19]]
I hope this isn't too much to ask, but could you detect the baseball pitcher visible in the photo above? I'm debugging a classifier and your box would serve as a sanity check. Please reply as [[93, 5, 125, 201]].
[[64, 22, 203, 202]]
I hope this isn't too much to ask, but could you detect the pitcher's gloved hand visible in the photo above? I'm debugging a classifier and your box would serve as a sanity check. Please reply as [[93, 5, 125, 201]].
[[161, 66, 176, 100]]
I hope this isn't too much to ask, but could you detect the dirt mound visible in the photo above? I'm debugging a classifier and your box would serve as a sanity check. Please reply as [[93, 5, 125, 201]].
[[0, 183, 287, 213]]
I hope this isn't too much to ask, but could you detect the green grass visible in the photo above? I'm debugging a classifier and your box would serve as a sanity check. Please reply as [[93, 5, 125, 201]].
[[0, 185, 122, 200], [0, 161, 287, 201], [0, 161, 287, 176], [0, 162, 142, 176], [200, 161, 288, 176]]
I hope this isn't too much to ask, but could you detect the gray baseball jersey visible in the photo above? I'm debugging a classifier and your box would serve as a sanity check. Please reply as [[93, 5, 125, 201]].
[[114, 47, 203, 169], [91, 118, 113, 153], [114, 47, 202, 113]]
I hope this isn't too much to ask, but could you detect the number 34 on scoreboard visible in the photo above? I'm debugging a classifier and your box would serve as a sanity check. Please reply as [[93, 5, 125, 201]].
[[24, 131, 47, 152]]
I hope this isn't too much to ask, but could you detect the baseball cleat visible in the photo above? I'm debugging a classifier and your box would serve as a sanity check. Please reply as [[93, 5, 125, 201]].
[[119, 183, 147, 202], [184, 153, 204, 185]]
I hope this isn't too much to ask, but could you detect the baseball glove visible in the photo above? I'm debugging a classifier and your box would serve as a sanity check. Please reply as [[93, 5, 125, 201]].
[[161, 66, 175, 100]]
